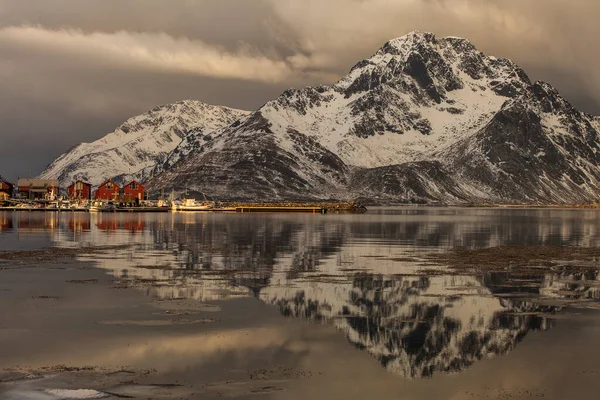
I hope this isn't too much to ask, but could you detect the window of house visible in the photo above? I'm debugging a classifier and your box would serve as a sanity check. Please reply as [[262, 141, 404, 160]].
[[130, 182, 138, 190], [106, 183, 112, 189]]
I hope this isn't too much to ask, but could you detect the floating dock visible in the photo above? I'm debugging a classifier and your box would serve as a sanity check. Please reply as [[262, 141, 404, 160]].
[[0, 207, 88, 212], [115, 207, 169, 213], [235, 206, 327, 213]]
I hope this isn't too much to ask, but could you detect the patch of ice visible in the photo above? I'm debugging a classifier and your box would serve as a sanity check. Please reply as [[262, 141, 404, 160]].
[[44, 389, 107, 399]]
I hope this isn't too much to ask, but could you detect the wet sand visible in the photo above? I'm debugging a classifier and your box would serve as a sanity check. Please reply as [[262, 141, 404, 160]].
[[3, 248, 600, 399]]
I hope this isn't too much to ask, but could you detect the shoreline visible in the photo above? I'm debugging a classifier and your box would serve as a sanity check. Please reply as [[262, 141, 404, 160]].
[[360, 202, 600, 209], [0, 200, 368, 214]]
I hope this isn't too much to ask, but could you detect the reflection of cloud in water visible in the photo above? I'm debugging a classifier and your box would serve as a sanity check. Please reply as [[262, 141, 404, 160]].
[[20, 210, 599, 378], [85, 327, 301, 371]]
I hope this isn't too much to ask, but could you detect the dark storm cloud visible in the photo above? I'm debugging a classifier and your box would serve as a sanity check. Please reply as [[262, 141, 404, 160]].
[[0, 0, 598, 181]]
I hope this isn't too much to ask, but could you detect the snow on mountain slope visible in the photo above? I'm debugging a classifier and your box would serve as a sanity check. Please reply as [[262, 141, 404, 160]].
[[38, 100, 249, 188], [258, 31, 529, 168], [436, 82, 600, 203], [151, 113, 351, 200]]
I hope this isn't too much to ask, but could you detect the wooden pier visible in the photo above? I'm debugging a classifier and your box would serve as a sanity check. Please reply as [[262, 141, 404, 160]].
[[0, 206, 88, 212], [228, 201, 366, 214], [115, 207, 169, 213], [235, 206, 327, 213]]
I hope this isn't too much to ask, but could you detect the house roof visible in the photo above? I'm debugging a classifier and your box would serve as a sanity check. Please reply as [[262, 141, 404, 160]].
[[98, 180, 120, 188], [124, 180, 144, 188], [17, 178, 59, 188], [67, 180, 92, 188]]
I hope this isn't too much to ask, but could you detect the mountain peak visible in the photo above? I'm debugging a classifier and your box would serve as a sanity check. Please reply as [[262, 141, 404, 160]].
[[338, 30, 530, 102], [378, 31, 475, 56], [378, 31, 436, 56], [390, 30, 436, 42]]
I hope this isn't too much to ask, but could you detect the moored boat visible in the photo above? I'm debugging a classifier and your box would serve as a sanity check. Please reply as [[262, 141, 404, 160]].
[[171, 198, 214, 211], [89, 201, 116, 212]]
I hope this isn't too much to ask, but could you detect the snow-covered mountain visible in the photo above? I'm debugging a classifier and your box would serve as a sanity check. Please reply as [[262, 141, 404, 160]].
[[38, 100, 249, 188], [42, 31, 600, 203], [147, 31, 600, 203]]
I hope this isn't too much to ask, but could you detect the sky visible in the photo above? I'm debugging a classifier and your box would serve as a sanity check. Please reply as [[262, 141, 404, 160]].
[[0, 0, 599, 182]]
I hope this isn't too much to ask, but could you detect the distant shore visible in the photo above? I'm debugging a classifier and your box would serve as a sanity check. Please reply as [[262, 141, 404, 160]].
[[462, 202, 600, 209], [356, 201, 600, 209]]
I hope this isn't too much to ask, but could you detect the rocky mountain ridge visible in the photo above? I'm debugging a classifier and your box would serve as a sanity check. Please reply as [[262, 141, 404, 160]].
[[38, 100, 250, 188]]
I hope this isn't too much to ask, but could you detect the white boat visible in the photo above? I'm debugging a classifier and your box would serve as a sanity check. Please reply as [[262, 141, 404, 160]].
[[89, 201, 116, 212], [70, 203, 89, 212], [156, 199, 169, 208], [15, 203, 34, 210], [171, 198, 214, 211]]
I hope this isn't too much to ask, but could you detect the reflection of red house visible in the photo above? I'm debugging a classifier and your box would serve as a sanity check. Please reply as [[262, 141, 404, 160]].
[[96, 219, 119, 231], [123, 219, 145, 233], [123, 180, 145, 201], [94, 180, 120, 200], [18, 214, 58, 230], [68, 215, 90, 231], [0, 215, 12, 232], [68, 180, 92, 200]]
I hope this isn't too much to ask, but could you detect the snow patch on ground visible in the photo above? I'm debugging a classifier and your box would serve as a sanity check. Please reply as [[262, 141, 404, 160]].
[[44, 389, 108, 399]]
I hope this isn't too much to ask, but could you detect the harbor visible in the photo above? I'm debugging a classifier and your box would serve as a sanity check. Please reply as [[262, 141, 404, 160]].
[[0, 195, 367, 214], [0, 201, 366, 214], [0, 177, 367, 214]]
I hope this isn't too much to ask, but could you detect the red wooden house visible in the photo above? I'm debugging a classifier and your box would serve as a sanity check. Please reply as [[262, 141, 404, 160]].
[[0, 178, 14, 200], [67, 180, 92, 200], [94, 180, 120, 200], [123, 180, 145, 201]]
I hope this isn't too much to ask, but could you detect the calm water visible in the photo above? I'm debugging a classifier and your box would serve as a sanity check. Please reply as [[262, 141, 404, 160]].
[[2, 207, 600, 381]]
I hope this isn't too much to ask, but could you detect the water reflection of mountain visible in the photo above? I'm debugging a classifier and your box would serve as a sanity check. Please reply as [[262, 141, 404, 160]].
[[10, 207, 599, 249], [263, 273, 561, 378], [484, 270, 600, 301], [4, 210, 600, 378]]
